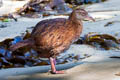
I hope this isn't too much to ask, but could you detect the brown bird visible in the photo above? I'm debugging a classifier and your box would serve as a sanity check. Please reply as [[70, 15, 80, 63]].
[[10, 8, 95, 74]]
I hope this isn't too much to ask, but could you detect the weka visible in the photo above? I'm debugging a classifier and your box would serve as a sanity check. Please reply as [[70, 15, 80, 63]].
[[10, 8, 95, 74]]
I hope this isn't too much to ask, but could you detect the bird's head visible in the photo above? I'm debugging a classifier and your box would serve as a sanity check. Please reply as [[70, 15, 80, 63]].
[[74, 8, 95, 21]]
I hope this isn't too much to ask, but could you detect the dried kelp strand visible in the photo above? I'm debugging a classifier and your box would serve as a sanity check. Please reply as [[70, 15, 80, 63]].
[[23, 30, 31, 40], [100, 34, 119, 44], [104, 21, 114, 27]]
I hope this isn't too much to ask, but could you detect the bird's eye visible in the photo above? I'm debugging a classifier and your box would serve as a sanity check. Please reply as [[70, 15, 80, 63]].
[[80, 12, 86, 16]]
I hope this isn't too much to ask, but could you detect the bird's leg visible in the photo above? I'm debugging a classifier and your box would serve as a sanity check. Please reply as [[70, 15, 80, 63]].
[[49, 57, 64, 74]]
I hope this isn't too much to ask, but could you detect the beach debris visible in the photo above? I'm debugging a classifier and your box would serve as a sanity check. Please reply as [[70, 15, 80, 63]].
[[15, 0, 49, 17], [85, 32, 120, 50], [23, 30, 31, 40], [74, 37, 86, 44], [74, 32, 120, 50], [104, 21, 114, 27], [45, 0, 72, 14], [2, 0, 107, 18], [110, 56, 120, 58], [64, 0, 107, 5], [16, 0, 72, 17], [0, 14, 17, 22], [104, 21, 120, 27]]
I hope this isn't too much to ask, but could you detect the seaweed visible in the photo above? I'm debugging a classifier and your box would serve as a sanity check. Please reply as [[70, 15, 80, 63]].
[[0, 14, 17, 22], [104, 21, 120, 27], [84, 33, 120, 50]]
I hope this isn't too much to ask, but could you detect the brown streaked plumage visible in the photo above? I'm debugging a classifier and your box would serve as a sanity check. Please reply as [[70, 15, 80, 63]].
[[10, 8, 95, 74]]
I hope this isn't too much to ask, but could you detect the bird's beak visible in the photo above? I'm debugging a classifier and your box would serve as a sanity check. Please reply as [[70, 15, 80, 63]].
[[85, 14, 95, 22]]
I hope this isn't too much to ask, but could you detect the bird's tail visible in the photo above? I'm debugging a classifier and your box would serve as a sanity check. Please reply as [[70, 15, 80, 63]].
[[9, 38, 34, 51]]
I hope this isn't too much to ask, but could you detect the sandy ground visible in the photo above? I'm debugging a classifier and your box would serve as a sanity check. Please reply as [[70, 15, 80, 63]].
[[1, 0, 120, 80], [7, 57, 120, 80]]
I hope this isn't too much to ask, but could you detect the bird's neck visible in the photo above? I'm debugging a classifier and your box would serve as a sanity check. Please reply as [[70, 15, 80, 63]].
[[68, 10, 82, 25]]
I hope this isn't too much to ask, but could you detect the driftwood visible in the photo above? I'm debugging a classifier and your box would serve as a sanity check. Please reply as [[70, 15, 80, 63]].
[[17, 0, 50, 15], [16, 0, 72, 17]]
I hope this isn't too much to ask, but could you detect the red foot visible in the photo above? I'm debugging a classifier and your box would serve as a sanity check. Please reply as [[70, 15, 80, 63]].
[[51, 70, 64, 74], [49, 57, 65, 74]]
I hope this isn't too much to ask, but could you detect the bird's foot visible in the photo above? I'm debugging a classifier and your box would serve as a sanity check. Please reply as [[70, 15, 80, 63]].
[[49, 57, 65, 74], [50, 70, 64, 74]]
